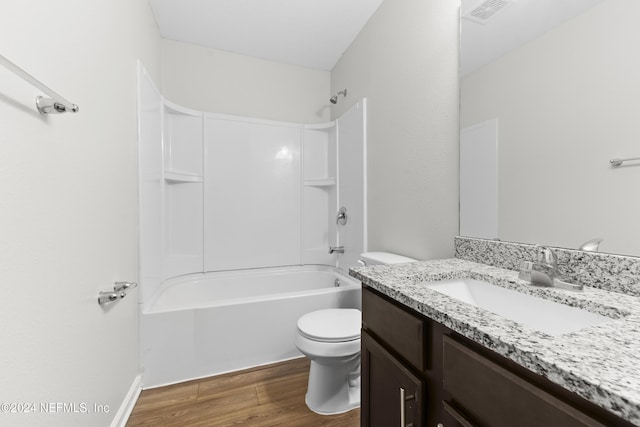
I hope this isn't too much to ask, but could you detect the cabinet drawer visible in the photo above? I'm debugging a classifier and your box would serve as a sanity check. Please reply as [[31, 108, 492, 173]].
[[443, 336, 606, 427], [362, 287, 425, 370]]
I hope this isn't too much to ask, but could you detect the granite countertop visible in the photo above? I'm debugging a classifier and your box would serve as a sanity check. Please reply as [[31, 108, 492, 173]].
[[350, 258, 640, 425]]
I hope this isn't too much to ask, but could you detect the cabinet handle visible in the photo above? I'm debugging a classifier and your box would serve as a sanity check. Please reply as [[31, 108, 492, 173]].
[[400, 387, 416, 427]]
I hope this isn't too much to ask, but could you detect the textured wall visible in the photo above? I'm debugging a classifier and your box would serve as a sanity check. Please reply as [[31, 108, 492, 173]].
[[331, 0, 461, 260], [0, 1, 161, 425], [161, 39, 331, 124]]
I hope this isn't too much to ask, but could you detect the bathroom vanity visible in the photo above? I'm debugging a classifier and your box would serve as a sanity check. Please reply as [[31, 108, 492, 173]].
[[352, 243, 640, 427]]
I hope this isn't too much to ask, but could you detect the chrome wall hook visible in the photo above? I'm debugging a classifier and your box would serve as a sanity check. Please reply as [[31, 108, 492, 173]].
[[98, 281, 137, 305], [98, 291, 125, 305], [114, 281, 137, 292]]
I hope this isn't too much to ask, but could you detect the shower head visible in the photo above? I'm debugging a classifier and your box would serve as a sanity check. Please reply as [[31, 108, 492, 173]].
[[330, 89, 347, 104]]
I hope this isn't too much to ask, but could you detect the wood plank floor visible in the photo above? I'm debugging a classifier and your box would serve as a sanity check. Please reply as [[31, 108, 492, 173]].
[[126, 358, 360, 426]]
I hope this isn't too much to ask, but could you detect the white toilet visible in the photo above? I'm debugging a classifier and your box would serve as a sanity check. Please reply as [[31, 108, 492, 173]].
[[295, 251, 416, 415]]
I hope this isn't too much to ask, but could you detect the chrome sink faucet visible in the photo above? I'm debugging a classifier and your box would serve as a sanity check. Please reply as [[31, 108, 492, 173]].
[[519, 246, 583, 291], [519, 245, 557, 287]]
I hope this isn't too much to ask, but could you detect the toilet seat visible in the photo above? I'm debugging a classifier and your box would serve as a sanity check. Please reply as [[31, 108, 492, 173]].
[[297, 309, 361, 343]]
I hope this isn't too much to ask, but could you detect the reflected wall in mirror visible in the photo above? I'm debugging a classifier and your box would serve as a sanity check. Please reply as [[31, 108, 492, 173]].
[[460, 0, 640, 256]]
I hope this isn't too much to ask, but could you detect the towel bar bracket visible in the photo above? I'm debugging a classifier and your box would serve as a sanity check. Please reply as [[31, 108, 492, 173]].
[[0, 54, 79, 115], [610, 157, 640, 167], [36, 96, 79, 114]]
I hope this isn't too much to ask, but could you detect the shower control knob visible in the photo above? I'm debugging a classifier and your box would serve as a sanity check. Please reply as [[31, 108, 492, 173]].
[[336, 206, 348, 226]]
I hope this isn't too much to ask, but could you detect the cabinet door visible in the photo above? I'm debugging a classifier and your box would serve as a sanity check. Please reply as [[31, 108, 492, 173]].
[[362, 330, 423, 427]]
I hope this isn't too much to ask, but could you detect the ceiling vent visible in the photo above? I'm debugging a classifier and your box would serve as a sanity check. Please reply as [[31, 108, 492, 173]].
[[463, 0, 515, 24]]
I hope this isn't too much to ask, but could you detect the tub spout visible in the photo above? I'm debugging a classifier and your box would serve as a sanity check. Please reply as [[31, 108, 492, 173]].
[[329, 246, 344, 254]]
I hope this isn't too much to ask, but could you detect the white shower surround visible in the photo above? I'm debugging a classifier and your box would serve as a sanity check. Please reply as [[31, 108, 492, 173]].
[[138, 65, 366, 386]]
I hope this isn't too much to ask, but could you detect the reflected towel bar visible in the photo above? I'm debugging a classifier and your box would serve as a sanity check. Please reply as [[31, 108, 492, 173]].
[[610, 157, 640, 167], [0, 54, 78, 114]]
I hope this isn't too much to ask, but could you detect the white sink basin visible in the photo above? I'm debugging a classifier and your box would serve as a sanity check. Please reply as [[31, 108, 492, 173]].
[[423, 278, 614, 336]]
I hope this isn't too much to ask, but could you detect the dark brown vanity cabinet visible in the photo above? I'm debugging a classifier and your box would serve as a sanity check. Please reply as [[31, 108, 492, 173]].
[[361, 285, 635, 427], [362, 286, 439, 427], [361, 331, 423, 427]]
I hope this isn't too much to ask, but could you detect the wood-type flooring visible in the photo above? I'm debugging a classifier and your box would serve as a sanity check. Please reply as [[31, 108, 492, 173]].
[[126, 357, 360, 426]]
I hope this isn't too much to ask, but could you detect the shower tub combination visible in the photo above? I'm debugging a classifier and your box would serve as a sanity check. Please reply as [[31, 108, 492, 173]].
[[140, 265, 361, 388], [137, 69, 367, 389]]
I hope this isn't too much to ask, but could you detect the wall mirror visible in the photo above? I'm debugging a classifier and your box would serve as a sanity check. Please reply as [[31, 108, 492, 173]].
[[460, 0, 640, 256]]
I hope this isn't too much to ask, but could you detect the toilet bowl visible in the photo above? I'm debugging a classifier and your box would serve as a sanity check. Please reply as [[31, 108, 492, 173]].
[[295, 308, 361, 415], [295, 252, 416, 415]]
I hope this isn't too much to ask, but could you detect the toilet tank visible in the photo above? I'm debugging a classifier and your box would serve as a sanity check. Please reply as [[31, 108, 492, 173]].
[[359, 251, 416, 266]]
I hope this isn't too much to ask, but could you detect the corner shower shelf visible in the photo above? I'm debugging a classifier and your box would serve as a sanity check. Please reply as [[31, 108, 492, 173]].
[[304, 178, 336, 187], [164, 171, 203, 183], [304, 121, 336, 131]]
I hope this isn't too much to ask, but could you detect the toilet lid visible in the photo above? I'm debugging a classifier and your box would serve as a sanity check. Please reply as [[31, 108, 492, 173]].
[[297, 309, 361, 343]]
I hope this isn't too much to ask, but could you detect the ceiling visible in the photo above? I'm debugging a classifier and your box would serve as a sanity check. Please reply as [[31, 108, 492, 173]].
[[148, 0, 385, 71], [149, 0, 605, 76], [461, 0, 604, 76]]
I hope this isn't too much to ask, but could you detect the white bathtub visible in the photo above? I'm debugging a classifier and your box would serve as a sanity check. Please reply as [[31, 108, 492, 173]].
[[140, 265, 361, 388]]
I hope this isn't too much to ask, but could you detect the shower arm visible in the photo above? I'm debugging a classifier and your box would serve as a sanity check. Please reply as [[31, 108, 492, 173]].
[[330, 89, 348, 104]]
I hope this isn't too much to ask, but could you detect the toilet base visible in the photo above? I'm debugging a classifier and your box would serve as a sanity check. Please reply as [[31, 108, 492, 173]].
[[304, 355, 361, 415]]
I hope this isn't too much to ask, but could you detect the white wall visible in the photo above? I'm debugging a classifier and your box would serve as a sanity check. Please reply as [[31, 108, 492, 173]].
[[0, 1, 160, 426], [331, 0, 460, 260], [161, 39, 331, 123], [460, 0, 640, 256]]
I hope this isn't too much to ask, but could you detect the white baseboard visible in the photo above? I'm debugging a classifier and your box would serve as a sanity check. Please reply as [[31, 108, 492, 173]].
[[110, 374, 143, 427]]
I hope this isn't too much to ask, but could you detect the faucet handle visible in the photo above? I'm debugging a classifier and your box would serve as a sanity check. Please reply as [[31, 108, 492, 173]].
[[579, 238, 603, 252], [536, 245, 557, 268]]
